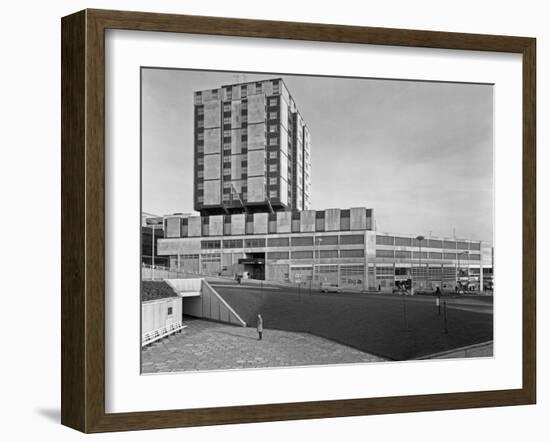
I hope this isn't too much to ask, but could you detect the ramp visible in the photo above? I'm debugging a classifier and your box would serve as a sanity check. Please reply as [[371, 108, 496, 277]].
[[166, 278, 246, 327]]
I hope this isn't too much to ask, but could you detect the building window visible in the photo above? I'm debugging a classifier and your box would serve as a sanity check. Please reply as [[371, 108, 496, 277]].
[[269, 112, 278, 119], [395, 237, 412, 247], [340, 249, 365, 258], [223, 117, 231, 124], [269, 164, 278, 172], [197, 133, 204, 140], [291, 250, 313, 260], [269, 98, 278, 106], [376, 249, 394, 258], [197, 196, 204, 203], [428, 239, 443, 248], [318, 250, 338, 258], [245, 238, 266, 248], [376, 235, 394, 246], [269, 177, 278, 185], [267, 251, 289, 260], [167, 306, 173, 315], [272, 80, 280, 94], [340, 234, 364, 245], [267, 237, 290, 247], [291, 236, 313, 247], [201, 240, 221, 249], [223, 239, 243, 249], [269, 190, 278, 198], [269, 138, 278, 146], [197, 170, 204, 178], [269, 151, 278, 159]]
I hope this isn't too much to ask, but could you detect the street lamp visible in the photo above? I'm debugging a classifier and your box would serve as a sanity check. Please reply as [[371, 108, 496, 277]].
[[415, 235, 425, 294], [457, 250, 469, 292], [146, 217, 163, 280], [313, 237, 323, 291]]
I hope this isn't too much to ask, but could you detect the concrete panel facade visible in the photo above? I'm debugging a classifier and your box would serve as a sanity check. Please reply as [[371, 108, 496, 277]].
[[325, 209, 341, 231], [280, 151, 288, 182], [231, 214, 245, 235], [187, 216, 202, 237], [247, 94, 265, 124], [350, 207, 367, 230], [204, 128, 220, 154], [204, 180, 220, 205], [248, 123, 266, 150], [231, 101, 242, 128], [231, 155, 242, 180], [247, 150, 265, 176], [280, 178, 288, 205], [203, 100, 220, 128], [300, 210, 316, 232], [230, 128, 242, 154], [204, 155, 220, 180], [253, 213, 268, 234], [209, 215, 224, 236], [247, 176, 265, 202], [276, 211, 292, 233]]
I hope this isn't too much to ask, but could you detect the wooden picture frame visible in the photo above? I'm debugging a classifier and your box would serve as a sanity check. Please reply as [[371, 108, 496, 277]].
[[61, 8, 536, 433]]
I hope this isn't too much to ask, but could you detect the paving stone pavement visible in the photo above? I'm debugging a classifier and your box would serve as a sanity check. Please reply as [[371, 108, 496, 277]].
[[142, 318, 386, 373]]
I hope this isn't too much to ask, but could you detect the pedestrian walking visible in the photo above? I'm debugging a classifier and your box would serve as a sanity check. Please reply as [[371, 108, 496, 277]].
[[256, 313, 263, 341]]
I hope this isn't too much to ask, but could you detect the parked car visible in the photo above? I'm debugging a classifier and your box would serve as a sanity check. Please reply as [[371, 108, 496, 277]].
[[320, 282, 343, 293]]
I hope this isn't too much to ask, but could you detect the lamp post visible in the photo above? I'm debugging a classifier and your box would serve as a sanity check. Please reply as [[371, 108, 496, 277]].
[[314, 237, 323, 291], [415, 235, 425, 294], [457, 250, 469, 292], [146, 217, 163, 280]]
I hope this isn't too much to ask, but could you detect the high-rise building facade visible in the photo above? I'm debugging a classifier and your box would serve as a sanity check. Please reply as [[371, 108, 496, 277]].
[[194, 78, 311, 216]]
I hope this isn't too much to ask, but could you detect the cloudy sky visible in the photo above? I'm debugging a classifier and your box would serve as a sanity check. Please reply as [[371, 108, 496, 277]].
[[142, 68, 493, 242]]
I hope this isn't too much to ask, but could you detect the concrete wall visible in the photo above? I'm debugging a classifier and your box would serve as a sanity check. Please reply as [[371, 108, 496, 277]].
[[231, 214, 245, 235], [325, 209, 341, 231], [204, 180, 220, 205], [209, 215, 224, 236], [231, 101, 242, 128], [350, 207, 367, 230], [248, 123, 265, 150], [183, 280, 246, 326], [204, 127, 220, 154], [276, 211, 292, 233], [300, 210, 316, 232], [253, 213, 268, 234], [142, 297, 182, 335], [204, 154, 220, 180], [203, 100, 220, 128], [247, 94, 265, 124], [188, 216, 202, 237], [266, 263, 289, 281], [248, 149, 265, 176], [247, 176, 265, 202]]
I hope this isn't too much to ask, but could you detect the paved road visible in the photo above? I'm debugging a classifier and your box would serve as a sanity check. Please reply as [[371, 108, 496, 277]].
[[209, 279, 494, 315], [142, 318, 385, 373], [207, 279, 494, 360]]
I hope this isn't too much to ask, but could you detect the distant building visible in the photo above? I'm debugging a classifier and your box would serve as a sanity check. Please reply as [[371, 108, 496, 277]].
[[156, 208, 492, 293], [141, 212, 171, 267], [194, 78, 311, 215]]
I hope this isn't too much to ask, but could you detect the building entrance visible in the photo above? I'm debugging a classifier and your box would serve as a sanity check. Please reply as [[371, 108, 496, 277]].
[[238, 253, 265, 280]]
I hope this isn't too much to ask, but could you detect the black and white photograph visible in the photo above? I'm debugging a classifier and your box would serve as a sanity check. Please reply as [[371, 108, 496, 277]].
[[140, 68, 494, 373]]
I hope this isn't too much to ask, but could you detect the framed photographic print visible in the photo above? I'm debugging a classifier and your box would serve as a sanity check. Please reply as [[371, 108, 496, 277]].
[[61, 9, 536, 433]]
